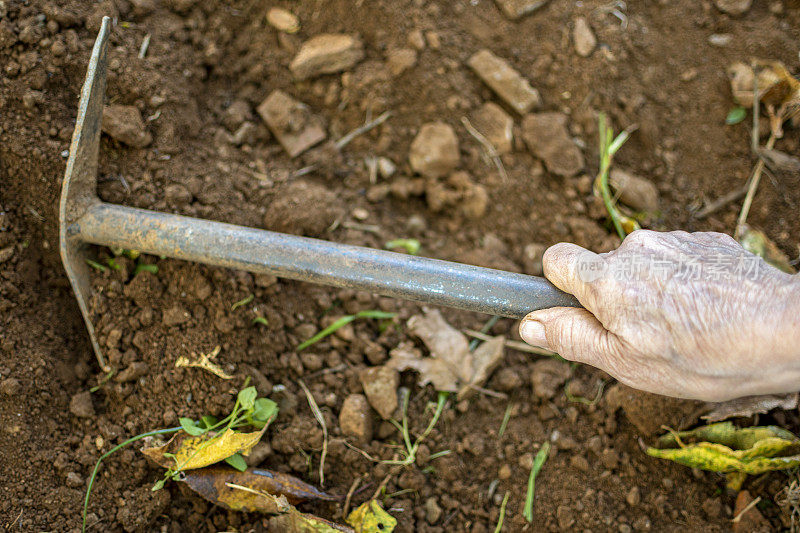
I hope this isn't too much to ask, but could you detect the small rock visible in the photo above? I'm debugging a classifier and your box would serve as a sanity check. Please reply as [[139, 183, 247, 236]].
[[498, 464, 512, 479], [115, 362, 149, 382], [0, 246, 13, 264], [493, 0, 549, 20], [556, 505, 575, 529], [407, 29, 426, 50], [162, 305, 190, 327], [601, 448, 620, 470], [66, 472, 84, 488], [733, 490, 770, 533], [573, 17, 597, 57], [708, 33, 732, 47], [69, 391, 95, 418], [289, 34, 364, 80], [339, 394, 373, 444], [257, 90, 326, 158], [632, 516, 651, 531], [0, 377, 21, 396], [467, 49, 541, 114], [530, 359, 571, 399], [358, 366, 399, 419], [266, 7, 300, 33], [462, 184, 488, 219], [164, 184, 192, 206], [425, 497, 442, 524], [409, 122, 460, 178], [522, 243, 547, 276], [223, 100, 251, 131], [570, 455, 590, 472], [102, 105, 152, 148], [386, 48, 417, 76], [493, 367, 523, 391], [714, 0, 752, 15], [521, 112, 584, 177], [300, 352, 324, 371], [470, 102, 514, 154], [626, 486, 641, 506], [609, 169, 659, 212], [377, 157, 397, 178]]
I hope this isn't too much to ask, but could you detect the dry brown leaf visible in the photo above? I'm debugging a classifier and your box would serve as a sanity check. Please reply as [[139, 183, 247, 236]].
[[141, 426, 266, 470], [703, 393, 799, 423], [728, 61, 800, 109], [387, 309, 505, 398], [175, 345, 234, 379]]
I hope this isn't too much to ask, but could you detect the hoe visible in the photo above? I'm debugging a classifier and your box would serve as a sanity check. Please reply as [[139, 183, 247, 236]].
[[60, 18, 579, 371]]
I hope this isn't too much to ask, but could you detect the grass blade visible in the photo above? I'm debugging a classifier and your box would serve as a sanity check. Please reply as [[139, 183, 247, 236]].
[[523, 441, 551, 522], [296, 310, 396, 351], [494, 492, 510, 533]]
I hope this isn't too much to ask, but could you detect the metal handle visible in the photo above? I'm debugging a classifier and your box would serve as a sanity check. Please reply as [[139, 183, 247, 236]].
[[72, 203, 580, 319]]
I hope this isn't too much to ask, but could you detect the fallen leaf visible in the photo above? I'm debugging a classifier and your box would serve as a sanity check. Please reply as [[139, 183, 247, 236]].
[[175, 345, 234, 379], [179, 465, 338, 510], [647, 422, 800, 474], [758, 148, 800, 174], [727, 60, 800, 109], [386, 309, 506, 398], [346, 500, 397, 533], [141, 426, 266, 471], [738, 225, 795, 273], [703, 393, 799, 423]]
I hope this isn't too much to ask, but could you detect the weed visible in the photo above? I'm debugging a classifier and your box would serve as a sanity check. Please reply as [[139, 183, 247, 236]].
[[134, 263, 158, 275], [296, 310, 396, 351], [498, 403, 513, 439], [594, 112, 637, 240], [252, 316, 269, 326], [382, 390, 449, 467], [565, 380, 606, 406], [298, 379, 328, 486], [523, 441, 551, 522], [468, 315, 500, 352], [494, 492, 510, 533], [231, 293, 254, 311], [85, 258, 107, 272], [385, 238, 421, 255]]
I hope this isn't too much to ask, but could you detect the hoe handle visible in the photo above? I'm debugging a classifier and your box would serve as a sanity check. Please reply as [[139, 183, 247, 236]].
[[72, 203, 581, 319]]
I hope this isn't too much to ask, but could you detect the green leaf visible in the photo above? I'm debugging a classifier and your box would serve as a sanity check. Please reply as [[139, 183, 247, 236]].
[[385, 239, 421, 255], [237, 387, 257, 411], [179, 417, 206, 436], [726, 106, 747, 125], [523, 441, 550, 522], [151, 478, 166, 491], [252, 316, 269, 326], [200, 415, 218, 429], [134, 263, 158, 275], [224, 453, 248, 472]]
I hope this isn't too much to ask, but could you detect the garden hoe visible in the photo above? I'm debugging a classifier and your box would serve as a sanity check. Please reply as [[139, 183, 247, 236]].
[[60, 17, 580, 372]]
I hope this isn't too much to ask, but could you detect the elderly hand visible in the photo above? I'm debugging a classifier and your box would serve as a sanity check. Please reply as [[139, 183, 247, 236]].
[[519, 230, 800, 401]]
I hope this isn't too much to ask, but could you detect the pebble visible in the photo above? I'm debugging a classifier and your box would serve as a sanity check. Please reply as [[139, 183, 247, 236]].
[[530, 358, 571, 399], [358, 366, 399, 419], [339, 394, 373, 444], [266, 7, 300, 33], [257, 90, 326, 158], [609, 169, 659, 212], [0, 377, 21, 396], [425, 497, 442, 524], [408, 29, 426, 50], [386, 48, 418, 76], [522, 243, 546, 276], [493, 0, 549, 20], [570, 455, 590, 472], [708, 33, 733, 47], [470, 102, 514, 154], [573, 17, 597, 57], [498, 464, 512, 479], [69, 391, 95, 418], [557, 504, 575, 529], [714, 0, 752, 15], [626, 486, 641, 506], [601, 448, 620, 470], [115, 361, 149, 382], [101, 105, 152, 148], [0, 246, 13, 264], [467, 49, 541, 114], [289, 34, 364, 80], [409, 122, 460, 178], [66, 472, 84, 488], [377, 156, 397, 178], [521, 112, 584, 177], [162, 305, 190, 327]]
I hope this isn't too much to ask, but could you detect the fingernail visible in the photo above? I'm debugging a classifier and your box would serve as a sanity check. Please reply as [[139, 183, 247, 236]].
[[520, 319, 548, 348]]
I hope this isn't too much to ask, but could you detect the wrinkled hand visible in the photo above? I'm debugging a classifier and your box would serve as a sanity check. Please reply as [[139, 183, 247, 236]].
[[519, 230, 800, 401]]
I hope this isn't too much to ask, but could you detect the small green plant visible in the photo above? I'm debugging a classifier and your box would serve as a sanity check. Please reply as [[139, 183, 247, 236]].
[[498, 403, 513, 439], [134, 263, 158, 275], [383, 390, 449, 467], [385, 239, 421, 255], [494, 492, 510, 533], [231, 293, 254, 311], [595, 113, 637, 240], [252, 316, 269, 326], [726, 106, 747, 125], [296, 310, 396, 351], [85, 258, 108, 272], [523, 441, 551, 522]]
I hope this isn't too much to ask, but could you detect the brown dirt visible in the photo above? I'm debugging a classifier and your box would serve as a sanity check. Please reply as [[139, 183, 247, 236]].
[[2, 0, 799, 531]]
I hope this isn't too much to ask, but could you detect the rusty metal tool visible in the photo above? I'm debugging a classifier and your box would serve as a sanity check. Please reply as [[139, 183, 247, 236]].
[[60, 18, 580, 371]]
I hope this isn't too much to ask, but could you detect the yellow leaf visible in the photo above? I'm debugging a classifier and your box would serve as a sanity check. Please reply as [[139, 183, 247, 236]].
[[175, 345, 234, 379], [347, 500, 397, 533], [141, 426, 266, 471]]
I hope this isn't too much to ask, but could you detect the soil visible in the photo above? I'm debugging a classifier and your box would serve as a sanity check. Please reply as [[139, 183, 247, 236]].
[[2, 0, 799, 531]]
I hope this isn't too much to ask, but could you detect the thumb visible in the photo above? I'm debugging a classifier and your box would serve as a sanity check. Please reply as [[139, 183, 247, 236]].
[[519, 307, 623, 364]]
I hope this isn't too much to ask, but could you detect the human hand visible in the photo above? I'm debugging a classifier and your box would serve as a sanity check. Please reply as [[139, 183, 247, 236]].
[[519, 230, 800, 401]]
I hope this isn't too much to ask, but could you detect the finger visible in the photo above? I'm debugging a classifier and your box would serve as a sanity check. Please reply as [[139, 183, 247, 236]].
[[542, 243, 604, 310], [520, 307, 624, 365]]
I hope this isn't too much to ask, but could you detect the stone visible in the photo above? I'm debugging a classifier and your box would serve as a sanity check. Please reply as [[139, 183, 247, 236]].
[[164, 184, 192, 206], [0, 246, 12, 264], [70, 391, 94, 418], [530, 358, 570, 399], [386, 48, 417, 76], [358, 366, 399, 419], [0, 377, 20, 396], [162, 305, 190, 327], [467, 50, 540, 114], [102, 105, 152, 148], [494, 0, 549, 20], [257, 90, 326, 158], [556, 504, 575, 529], [66, 472, 84, 488], [222, 100, 251, 131], [498, 464, 512, 479], [266, 7, 300, 33], [425, 497, 442, 524], [339, 394, 372, 443], [521, 112, 584, 177], [733, 490, 769, 533], [714, 0, 752, 15], [609, 169, 659, 212], [601, 448, 620, 470], [626, 486, 641, 506], [409, 122, 460, 178], [522, 243, 547, 276], [115, 362, 149, 382], [470, 102, 514, 154], [289, 34, 364, 80], [573, 17, 597, 57], [462, 183, 488, 219], [377, 157, 396, 178]]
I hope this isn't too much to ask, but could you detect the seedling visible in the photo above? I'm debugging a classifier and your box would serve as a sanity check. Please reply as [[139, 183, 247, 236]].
[[523, 441, 551, 522], [296, 310, 396, 351], [298, 379, 329, 486], [498, 403, 513, 439], [726, 106, 747, 125], [565, 380, 606, 406], [594, 113, 637, 240], [383, 390, 449, 467], [231, 293, 254, 311], [134, 263, 158, 275], [85, 258, 107, 272], [494, 492, 510, 533], [385, 239, 421, 255]]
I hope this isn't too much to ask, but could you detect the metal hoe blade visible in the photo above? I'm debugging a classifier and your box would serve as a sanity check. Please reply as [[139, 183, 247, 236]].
[[60, 17, 580, 372]]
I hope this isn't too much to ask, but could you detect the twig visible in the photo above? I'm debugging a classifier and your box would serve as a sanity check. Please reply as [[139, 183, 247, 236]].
[[732, 495, 762, 523], [138, 33, 151, 59], [342, 476, 362, 519], [336, 111, 392, 150], [461, 116, 508, 182], [694, 185, 748, 219], [371, 466, 401, 500], [341, 221, 382, 235], [293, 164, 318, 178], [464, 329, 559, 357], [736, 132, 777, 239], [465, 382, 508, 399], [298, 380, 328, 487]]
